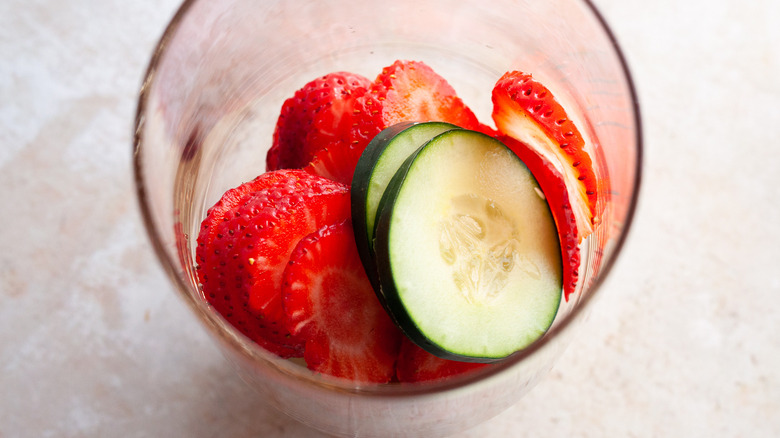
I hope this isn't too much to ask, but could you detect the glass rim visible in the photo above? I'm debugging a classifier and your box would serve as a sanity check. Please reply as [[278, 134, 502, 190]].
[[132, 0, 643, 398]]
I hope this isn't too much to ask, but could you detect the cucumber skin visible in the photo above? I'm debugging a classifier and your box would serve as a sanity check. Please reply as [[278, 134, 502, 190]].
[[351, 122, 457, 292], [373, 138, 463, 361], [351, 121, 417, 294], [373, 130, 561, 363], [373, 131, 506, 363]]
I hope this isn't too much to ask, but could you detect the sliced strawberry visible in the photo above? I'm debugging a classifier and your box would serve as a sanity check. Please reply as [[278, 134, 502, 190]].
[[266, 72, 372, 171], [196, 170, 350, 357], [197, 171, 293, 250], [302, 142, 363, 186], [500, 135, 581, 301], [300, 87, 386, 184], [373, 60, 481, 129], [396, 338, 489, 383], [282, 220, 402, 383], [492, 71, 597, 239], [474, 122, 500, 138], [305, 60, 481, 184]]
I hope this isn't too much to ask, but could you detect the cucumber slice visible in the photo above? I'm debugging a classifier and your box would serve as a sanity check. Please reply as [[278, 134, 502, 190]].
[[374, 130, 562, 362], [351, 121, 458, 289]]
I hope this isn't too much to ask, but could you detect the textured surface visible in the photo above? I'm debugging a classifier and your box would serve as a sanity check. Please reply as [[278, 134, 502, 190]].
[[1, 0, 779, 436]]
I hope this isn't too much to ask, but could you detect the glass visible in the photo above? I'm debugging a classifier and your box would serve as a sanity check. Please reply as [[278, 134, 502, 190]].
[[133, 0, 641, 436]]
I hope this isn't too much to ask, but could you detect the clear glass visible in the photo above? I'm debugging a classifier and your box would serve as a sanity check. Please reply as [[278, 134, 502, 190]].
[[133, 0, 642, 436]]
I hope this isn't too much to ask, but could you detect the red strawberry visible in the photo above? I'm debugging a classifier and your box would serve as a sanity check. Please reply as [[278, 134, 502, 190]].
[[282, 220, 402, 383], [500, 135, 581, 301], [196, 170, 351, 357], [474, 122, 501, 138], [373, 60, 481, 129], [266, 72, 372, 171], [396, 338, 489, 383], [492, 71, 597, 240], [197, 171, 293, 250], [299, 88, 385, 184], [302, 142, 361, 185], [305, 60, 481, 184]]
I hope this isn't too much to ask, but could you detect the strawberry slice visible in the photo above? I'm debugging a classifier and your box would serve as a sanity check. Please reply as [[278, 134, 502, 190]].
[[299, 87, 386, 184], [492, 71, 597, 239], [196, 170, 350, 357], [197, 171, 293, 250], [305, 60, 481, 184], [266, 72, 372, 171], [302, 141, 363, 186], [282, 220, 402, 383], [373, 60, 481, 129], [500, 135, 581, 301], [396, 338, 489, 383]]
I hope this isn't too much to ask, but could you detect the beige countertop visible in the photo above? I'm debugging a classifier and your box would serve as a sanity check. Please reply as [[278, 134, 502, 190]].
[[1, 0, 778, 436]]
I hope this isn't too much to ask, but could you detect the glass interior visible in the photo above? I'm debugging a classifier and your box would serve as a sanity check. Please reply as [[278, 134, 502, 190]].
[[134, 0, 641, 436]]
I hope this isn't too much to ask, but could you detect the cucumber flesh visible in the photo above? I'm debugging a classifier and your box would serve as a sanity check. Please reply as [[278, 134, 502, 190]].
[[351, 122, 457, 290], [374, 130, 562, 362]]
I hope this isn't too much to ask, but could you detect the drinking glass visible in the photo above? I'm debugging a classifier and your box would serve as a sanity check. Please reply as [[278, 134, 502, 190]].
[[134, 0, 641, 436]]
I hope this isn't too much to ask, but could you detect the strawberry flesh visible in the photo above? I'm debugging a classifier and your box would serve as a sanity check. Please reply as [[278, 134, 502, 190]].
[[492, 71, 597, 239], [303, 141, 366, 185], [304, 60, 481, 184], [283, 220, 402, 383], [374, 60, 481, 129], [396, 338, 489, 383], [500, 135, 580, 301], [196, 170, 350, 357]]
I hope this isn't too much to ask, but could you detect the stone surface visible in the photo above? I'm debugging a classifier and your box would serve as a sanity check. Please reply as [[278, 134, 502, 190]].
[[1, 0, 778, 436]]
